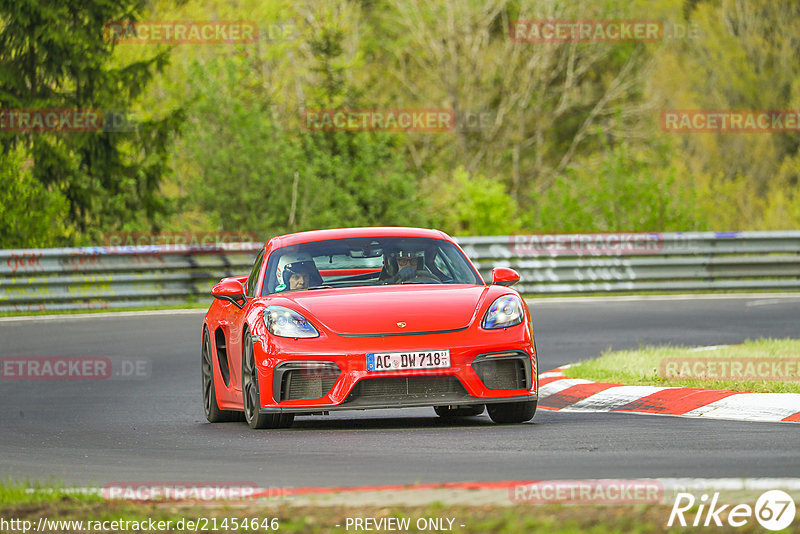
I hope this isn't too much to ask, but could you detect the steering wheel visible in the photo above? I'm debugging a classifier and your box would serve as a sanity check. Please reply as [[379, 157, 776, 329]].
[[401, 273, 442, 284]]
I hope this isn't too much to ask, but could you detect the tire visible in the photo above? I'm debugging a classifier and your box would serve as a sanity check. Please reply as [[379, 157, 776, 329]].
[[487, 400, 537, 424], [434, 405, 485, 418], [241, 329, 294, 430], [202, 327, 242, 422]]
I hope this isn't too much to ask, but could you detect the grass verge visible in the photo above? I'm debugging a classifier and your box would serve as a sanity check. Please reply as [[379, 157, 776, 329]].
[[0, 496, 771, 534], [3, 481, 797, 533], [563, 338, 800, 393], [0, 479, 102, 506]]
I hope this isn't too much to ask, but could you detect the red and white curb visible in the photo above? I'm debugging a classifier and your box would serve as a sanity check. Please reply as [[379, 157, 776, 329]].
[[538, 366, 800, 423]]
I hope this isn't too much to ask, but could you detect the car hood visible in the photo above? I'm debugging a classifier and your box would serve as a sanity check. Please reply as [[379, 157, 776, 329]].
[[283, 285, 491, 335]]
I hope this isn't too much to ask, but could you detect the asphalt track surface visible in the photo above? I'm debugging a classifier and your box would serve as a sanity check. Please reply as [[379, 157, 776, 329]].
[[1, 296, 799, 487]]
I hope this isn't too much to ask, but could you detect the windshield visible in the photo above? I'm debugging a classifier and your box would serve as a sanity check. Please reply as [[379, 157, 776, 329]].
[[262, 236, 482, 294]]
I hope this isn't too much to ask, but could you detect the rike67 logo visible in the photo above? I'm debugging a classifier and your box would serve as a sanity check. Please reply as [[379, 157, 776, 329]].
[[668, 490, 796, 530]]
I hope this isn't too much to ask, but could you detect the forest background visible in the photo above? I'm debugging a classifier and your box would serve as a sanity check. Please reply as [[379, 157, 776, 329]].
[[1, 0, 799, 248]]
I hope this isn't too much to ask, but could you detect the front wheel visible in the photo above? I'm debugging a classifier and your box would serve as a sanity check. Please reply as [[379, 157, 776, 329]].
[[487, 400, 537, 424], [241, 330, 294, 430]]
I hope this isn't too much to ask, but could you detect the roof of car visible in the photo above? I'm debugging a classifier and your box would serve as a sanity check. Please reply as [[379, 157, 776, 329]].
[[267, 227, 452, 248]]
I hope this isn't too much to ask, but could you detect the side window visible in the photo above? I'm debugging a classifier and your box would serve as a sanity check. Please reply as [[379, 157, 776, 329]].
[[433, 252, 454, 280], [245, 247, 265, 298]]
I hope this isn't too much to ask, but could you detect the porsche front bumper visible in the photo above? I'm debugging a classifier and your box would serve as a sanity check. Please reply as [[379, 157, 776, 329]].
[[253, 328, 538, 414]]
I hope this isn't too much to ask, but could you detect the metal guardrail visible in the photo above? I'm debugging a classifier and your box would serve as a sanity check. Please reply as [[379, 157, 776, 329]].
[[1, 231, 799, 312], [458, 231, 800, 294], [0, 244, 262, 312]]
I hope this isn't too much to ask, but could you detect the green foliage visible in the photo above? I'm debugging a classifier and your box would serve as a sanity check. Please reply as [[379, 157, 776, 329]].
[[179, 13, 427, 237], [529, 142, 704, 232], [296, 131, 428, 231], [431, 167, 521, 236], [0, 0, 183, 243], [652, 0, 800, 228], [0, 146, 73, 248]]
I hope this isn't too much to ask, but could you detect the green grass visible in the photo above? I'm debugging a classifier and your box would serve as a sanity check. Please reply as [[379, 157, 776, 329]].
[[0, 479, 101, 506], [564, 338, 800, 393]]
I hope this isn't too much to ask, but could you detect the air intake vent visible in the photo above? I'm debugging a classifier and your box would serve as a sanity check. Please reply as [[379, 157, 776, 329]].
[[214, 327, 230, 387], [356, 377, 466, 398], [473, 355, 529, 390], [282, 371, 337, 401], [273, 362, 340, 402]]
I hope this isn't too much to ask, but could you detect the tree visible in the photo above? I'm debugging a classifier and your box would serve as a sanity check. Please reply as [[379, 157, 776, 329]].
[[0, 0, 183, 243], [650, 0, 800, 228], [365, 0, 653, 204], [179, 1, 428, 236], [0, 145, 72, 248]]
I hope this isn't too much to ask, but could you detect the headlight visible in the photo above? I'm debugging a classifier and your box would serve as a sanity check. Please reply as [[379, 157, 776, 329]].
[[263, 306, 319, 338], [482, 295, 524, 329]]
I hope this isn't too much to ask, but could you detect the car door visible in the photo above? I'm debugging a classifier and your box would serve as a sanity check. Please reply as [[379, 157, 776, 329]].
[[225, 246, 265, 393]]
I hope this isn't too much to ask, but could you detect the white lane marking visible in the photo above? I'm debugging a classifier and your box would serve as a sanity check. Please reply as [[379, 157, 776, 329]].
[[538, 378, 593, 397], [527, 293, 800, 305], [563, 386, 675, 411], [660, 478, 800, 491], [3, 292, 796, 321], [684, 393, 800, 422], [539, 371, 565, 379], [0, 309, 206, 323], [687, 345, 730, 352]]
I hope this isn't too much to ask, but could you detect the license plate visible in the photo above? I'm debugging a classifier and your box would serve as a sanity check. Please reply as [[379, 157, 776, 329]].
[[366, 350, 450, 372]]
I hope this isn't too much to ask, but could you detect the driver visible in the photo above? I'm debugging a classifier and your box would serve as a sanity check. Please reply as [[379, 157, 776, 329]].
[[384, 249, 424, 284], [276, 253, 318, 291]]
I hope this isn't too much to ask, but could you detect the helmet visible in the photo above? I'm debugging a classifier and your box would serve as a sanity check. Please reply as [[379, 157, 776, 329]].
[[385, 248, 423, 277], [276, 253, 316, 287], [395, 250, 423, 260]]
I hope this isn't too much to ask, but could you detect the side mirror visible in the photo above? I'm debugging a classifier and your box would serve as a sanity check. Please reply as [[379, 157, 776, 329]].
[[491, 267, 520, 287], [212, 278, 247, 308]]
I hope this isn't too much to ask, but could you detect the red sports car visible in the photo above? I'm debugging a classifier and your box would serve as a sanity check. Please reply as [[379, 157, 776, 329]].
[[202, 227, 538, 429]]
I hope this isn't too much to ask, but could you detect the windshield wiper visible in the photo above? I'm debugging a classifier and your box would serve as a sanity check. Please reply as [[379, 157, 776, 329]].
[[307, 285, 334, 290]]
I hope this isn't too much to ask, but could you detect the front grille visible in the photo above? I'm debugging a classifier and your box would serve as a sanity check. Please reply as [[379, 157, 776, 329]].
[[352, 376, 466, 399], [473, 357, 527, 390]]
